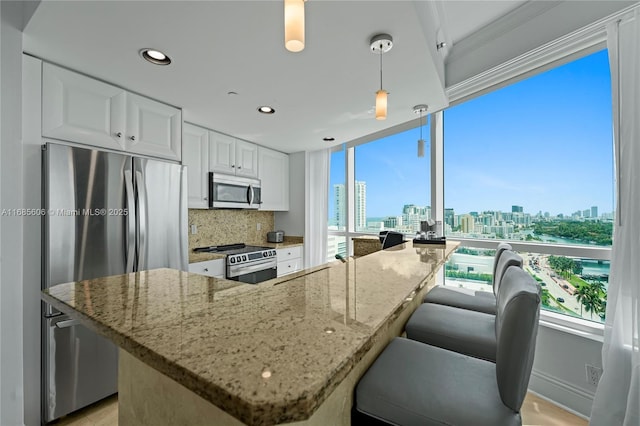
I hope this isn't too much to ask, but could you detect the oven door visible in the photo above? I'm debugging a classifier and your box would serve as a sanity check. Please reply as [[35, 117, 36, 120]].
[[209, 173, 261, 209], [227, 259, 277, 284]]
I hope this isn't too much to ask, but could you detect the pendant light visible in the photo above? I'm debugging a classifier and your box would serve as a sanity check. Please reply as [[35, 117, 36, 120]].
[[370, 34, 393, 120], [413, 104, 428, 157], [284, 0, 306, 52]]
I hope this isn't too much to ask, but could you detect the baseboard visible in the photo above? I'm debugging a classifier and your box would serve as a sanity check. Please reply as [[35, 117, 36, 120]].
[[529, 368, 594, 420]]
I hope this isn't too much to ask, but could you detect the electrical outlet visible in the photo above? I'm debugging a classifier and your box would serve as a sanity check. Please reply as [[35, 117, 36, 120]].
[[257, 223, 261, 231], [190, 224, 197, 235], [586, 364, 602, 386]]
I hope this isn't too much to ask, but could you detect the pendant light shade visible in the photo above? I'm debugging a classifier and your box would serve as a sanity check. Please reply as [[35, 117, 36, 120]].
[[370, 34, 393, 120], [417, 139, 425, 157], [285, 0, 305, 52], [376, 90, 388, 120], [413, 104, 428, 158]]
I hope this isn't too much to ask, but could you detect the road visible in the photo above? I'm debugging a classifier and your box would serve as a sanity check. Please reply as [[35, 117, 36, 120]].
[[521, 253, 584, 316]]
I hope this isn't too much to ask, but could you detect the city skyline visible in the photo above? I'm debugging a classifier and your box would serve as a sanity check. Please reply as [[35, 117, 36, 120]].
[[330, 49, 614, 219]]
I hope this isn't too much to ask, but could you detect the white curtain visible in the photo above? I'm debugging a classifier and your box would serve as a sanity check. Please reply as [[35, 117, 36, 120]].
[[304, 149, 330, 268], [590, 10, 640, 426]]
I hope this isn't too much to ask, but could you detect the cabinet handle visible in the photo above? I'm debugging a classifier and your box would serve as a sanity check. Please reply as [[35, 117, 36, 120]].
[[238, 166, 242, 169], [231, 165, 235, 168], [204, 268, 209, 272], [204, 197, 208, 201], [115, 132, 122, 138], [130, 136, 136, 141]]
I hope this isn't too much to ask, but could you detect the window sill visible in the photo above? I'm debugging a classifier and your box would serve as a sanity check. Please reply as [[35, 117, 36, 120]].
[[539, 310, 604, 343]]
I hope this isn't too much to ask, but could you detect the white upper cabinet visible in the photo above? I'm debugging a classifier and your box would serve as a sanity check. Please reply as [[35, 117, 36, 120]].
[[258, 147, 289, 211], [182, 123, 210, 209], [42, 63, 182, 161], [43, 63, 126, 151], [125, 93, 182, 160], [209, 131, 236, 174], [209, 131, 258, 178], [234, 140, 258, 178]]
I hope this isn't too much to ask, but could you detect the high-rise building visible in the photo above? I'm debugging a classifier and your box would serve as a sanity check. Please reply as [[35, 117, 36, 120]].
[[591, 206, 598, 219], [334, 181, 366, 229], [334, 184, 345, 228], [444, 208, 455, 228], [460, 214, 475, 233], [583, 209, 590, 218], [355, 181, 366, 230], [512, 205, 523, 213]]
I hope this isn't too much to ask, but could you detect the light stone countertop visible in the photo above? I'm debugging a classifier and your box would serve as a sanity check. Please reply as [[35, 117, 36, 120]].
[[42, 241, 458, 426], [188, 242, 303, 264]]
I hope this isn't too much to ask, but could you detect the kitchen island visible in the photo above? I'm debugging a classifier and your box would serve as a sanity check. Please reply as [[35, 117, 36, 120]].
[[42, 241, 458, 425]]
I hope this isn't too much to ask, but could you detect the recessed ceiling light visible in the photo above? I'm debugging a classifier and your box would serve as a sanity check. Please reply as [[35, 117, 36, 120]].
[[257, 106, 275, 114], [140, 48, 171, 65], [323, 137, 335, 142]]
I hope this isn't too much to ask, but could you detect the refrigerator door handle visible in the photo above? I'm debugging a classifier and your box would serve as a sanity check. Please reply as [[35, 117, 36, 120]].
[[124, 167, 136, 273], [54, 318, 81, 329], [135, 169, 147, 271]]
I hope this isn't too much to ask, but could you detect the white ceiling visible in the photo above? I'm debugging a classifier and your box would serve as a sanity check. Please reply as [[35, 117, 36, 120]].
[[24, 0, 529, 154]]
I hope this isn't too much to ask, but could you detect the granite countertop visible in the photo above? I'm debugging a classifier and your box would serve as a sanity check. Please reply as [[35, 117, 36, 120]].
[[188, 242, 303, 264], [42, 241, 458, 426]]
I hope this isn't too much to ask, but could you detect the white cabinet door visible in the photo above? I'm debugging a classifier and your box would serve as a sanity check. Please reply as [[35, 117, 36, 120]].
[[126, 93, 182, 161], [258, 147, 289, 211], [42, 63, 126, 151], [188, 259, 225, 278], [276, 246, 303, 277], [183, 123, 210, 209], [209, 131, 236, 174], [235, 140, 258, 178]]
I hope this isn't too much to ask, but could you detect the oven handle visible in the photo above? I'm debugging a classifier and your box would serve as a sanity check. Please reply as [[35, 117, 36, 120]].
[[227, 259, 276, 277]]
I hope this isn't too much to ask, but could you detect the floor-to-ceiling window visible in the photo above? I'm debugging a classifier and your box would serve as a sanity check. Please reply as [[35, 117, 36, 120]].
[[327, 124, 431, 261], [444, 49, 613, 323]]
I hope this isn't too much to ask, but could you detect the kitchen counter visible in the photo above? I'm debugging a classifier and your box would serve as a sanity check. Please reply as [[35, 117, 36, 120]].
[[42, 241, 458, 425], [188, 241, 303, 264]]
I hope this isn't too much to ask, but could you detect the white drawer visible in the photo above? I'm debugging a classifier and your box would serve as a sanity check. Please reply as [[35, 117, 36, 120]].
[[276, 246, 302, 262], [277, 259, 302, 277], [188, 259, 225, 278]]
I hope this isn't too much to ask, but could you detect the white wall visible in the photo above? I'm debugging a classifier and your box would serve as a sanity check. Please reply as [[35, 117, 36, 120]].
[[22, 54, 43, 426], [446, 0, 637, 87], [274, 151, 305, 237], [531, 325, 603, 418], [1, 1, 25, 425]]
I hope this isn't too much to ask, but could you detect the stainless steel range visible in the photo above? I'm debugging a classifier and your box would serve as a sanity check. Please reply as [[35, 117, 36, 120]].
[[193, 243, 277, 284]]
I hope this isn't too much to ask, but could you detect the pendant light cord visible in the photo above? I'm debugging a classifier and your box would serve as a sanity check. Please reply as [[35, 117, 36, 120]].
[[379, 43, 383, 90]]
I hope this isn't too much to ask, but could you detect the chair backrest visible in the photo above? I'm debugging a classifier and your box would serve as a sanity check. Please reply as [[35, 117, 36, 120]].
[[381, 231, 404, 249], [492, 243, 512, 278], [493, 250, 523, 296], [494, 265, 541, 412]]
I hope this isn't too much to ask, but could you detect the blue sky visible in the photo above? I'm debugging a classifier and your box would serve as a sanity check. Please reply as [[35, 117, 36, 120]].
[[330, 49, 614, 219]]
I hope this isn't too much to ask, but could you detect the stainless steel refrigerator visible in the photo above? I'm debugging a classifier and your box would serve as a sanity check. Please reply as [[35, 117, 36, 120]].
[[41, 142, 188, 422]]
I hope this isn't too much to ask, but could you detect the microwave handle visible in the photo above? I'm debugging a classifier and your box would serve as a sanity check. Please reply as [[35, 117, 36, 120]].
[[248, 184, 255, 206]]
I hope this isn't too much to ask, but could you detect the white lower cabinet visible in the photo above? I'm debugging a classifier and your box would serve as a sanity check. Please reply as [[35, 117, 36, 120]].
[[188, 259, 225, 278], [276, 246, 303, 277]]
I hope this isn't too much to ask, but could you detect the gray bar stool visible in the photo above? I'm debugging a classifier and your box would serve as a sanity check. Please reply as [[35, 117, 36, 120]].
[[404, 251, 524, 362], [423, 242, 519, 314], [354, 266, 541, 426]]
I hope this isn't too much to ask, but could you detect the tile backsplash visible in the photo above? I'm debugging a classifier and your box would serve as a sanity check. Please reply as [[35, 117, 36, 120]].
[[188, 209, 275, 250]]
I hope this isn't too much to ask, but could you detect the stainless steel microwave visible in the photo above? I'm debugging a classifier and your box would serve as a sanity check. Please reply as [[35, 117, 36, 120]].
[[208, 172, 261, 209]]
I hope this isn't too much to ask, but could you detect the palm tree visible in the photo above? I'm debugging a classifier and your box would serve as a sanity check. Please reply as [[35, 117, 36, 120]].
[[574, 285, 591, 317]]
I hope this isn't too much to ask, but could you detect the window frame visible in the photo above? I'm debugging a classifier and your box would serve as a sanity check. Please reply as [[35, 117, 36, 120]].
[[329, 24, 614, 337]]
